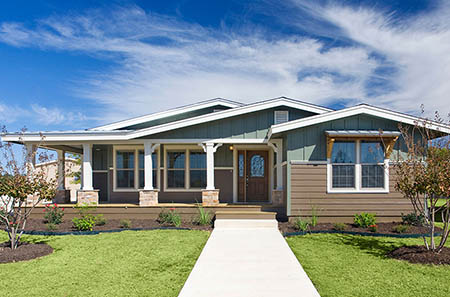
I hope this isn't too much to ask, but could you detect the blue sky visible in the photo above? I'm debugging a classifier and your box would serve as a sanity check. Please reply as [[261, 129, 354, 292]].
[[0, 0, 449, 133]]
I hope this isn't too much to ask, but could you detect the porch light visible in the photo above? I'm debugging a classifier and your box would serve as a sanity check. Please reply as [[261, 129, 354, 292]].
[[229, 145, 234, 151]]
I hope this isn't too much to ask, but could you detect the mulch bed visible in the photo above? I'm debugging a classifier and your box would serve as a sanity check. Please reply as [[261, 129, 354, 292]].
[[0, 242, 53, 264], [387, 246, 450, 265], [278, 222, 440, 235], [21, 218, 213, 232]]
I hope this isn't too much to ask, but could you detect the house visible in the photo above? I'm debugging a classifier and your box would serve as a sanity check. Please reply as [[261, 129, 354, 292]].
[[2, 97, 449, 222], [35, 158, 81, 203]]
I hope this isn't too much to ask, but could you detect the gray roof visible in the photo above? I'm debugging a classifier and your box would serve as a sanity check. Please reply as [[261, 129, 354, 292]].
[[325, 130, 401, 137]]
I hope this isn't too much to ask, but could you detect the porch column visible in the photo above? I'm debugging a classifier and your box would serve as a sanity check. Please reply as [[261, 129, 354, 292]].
[[82, 143, 93, 190], [140, 140, 159, 206], [57, 150, 65, 190], [25, 143, 36, 176], [269, 139, 284, 206], [201, 142, 222, 206], [78, 143, 98, 205]]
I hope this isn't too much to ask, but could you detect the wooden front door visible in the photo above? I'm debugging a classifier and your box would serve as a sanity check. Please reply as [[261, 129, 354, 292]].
[[237, 150, 269, 203]]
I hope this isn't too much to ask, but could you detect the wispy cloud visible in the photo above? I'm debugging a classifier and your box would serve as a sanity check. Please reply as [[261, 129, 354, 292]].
[[31, 104, 88, 125], [0, 2, 449, 123]]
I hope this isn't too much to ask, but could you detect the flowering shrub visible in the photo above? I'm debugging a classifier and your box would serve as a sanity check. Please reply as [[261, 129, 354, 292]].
[[44, 204, 64, 225], [368, 224, 377, 232], [354, 213, 376, 228], [158, 208, 181, 227]]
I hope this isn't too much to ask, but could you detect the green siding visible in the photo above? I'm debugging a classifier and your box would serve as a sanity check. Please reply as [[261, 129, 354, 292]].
[[214, 145, 233, 167], [146, 107, 314, 140], [285, 114, 408, 162]]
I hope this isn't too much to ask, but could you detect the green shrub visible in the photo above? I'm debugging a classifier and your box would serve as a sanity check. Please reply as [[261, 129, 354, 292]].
[[193, 205, 212, 226], [293, 218, 309, 232], [310, 206, 318, 227], [119, 219, 131, 229], [43, 203, 64, 225], [46, 223, 58, 231], [368, 224, 378, 232], [333, 223, 347, 231], [393, 224, 409, 233], [72, 216, 96, 231], [158, 208, 182, 227], [354, 213, 376, 228], [401, 212, 425, 226], [94, 214, 107, 226]]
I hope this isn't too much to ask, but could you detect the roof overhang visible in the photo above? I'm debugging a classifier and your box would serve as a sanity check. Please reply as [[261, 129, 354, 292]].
[[269, 104, 450, 137], [325, 130, 401, 138]]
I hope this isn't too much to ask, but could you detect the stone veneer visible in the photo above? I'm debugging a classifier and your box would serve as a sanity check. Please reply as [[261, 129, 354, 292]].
[[202, 190, 220, 206], [271, 189, 284, 206], [139, 190, 159, 206], [77, 190, 99, 205]]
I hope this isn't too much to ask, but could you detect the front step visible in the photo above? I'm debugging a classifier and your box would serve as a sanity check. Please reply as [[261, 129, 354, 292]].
[[214, 211, 278, 229]]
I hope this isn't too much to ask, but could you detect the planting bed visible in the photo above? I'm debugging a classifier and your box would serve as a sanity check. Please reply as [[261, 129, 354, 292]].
[[0, 242, 53, 263], [388, 245, 450, 265]]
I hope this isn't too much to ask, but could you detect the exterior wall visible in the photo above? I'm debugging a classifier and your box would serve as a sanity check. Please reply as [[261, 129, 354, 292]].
[[146, 107, 314, 140], [289, 164, 413, 222]]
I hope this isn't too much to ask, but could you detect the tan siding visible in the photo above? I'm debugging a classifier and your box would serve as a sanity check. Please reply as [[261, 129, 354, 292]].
[[290, 164, 412, 222]]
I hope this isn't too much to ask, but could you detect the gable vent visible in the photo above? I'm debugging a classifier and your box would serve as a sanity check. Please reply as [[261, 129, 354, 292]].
[[274, 111, 289, 125]]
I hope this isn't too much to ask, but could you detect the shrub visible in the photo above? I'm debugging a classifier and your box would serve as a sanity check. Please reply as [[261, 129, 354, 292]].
[[394, 224, 409, 234], [333, 223, 347, 231], [401, 212, 425, 226], [46, 223, 58, 231], [310, 206, 318, 227], [94, 214, 107, 226], [72, 216, 96, 231], [193, 205, 212, 226], [43, 203, 64, 225], [158, 208, 182, 227], [119, 219, 131, 229], [354, 213, 376, 228], [293, 218, 309, 232], [368, 224, 378, 232]]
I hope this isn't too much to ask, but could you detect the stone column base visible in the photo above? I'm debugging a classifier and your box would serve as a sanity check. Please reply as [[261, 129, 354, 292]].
[[53, 189, 70, 204], [272, 189, 284, 206], [202, 190, 220, 206], [77, 190, 99, 206], [139, 190, 159, 206]]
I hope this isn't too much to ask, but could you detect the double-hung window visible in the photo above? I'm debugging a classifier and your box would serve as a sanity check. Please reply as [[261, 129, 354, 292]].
[[166, 148, 207, 190], [189, 151, 206, 188], [167, 151, 186, 188], [116, 151, 135, 189], [328, 140, 388, 193]]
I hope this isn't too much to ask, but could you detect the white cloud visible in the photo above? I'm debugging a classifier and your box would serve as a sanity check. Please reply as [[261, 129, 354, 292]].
[[31, 104, 88, 125], [0, 2, 448, 123]]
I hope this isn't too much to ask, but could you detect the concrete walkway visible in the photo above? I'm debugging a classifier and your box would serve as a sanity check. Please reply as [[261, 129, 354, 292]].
[[178, 221, 320, 297]]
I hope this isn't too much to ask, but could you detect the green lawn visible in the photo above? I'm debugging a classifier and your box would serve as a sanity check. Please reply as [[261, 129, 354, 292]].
[[287, 234, 450, 297], [0, 230, 209, 297]]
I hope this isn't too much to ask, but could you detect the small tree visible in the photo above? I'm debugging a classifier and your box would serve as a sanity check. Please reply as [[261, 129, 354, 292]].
[[394, 109, 450, 252], [0, 127, 57, 249]]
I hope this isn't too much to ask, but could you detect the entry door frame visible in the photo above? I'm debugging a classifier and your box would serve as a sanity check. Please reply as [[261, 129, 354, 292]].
[[232, 145, 274, 203]]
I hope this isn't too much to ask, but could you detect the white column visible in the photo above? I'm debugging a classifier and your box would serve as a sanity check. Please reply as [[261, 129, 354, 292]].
[[144, 140, 153, 190], [25, 143, 36, 176], [57, 150, 65, 190], [82, 143, 93, 191], [276, 140, 283, 190], [205, 143, 215, 190]]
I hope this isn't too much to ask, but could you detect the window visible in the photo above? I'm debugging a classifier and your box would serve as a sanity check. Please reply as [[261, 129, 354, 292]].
[[328, 140, 388, 192], [361, 141, 384, 188], [274, 111, 289, 125], [138, 150, 157, 189], [250, 154, 265, 177], [189, 151, 206, 188], [116, 151, 135, 188], [167, 151, 186, 188]]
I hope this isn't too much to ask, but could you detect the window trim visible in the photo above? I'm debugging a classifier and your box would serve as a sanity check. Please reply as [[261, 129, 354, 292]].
[[327, 140, 389, 194], [113, 145, 160, 192], [164, 145, 207, 192]]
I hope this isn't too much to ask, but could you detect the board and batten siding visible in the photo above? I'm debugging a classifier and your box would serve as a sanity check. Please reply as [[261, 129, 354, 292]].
[[289, 164, 413, 222]]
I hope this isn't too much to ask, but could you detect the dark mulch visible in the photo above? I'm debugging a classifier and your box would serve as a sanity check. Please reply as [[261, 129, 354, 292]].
[[388, 245, 450, 265], [0, 242, 53, 264], [22, 218, 213, 232], [279, 222, 440, 235]]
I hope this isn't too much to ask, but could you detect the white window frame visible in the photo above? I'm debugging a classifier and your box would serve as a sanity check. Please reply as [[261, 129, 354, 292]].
[[327, 140, 389, 194], [274, 110, 289, 125], [113, 145, 160, 192], [164, 145, 207, 192]]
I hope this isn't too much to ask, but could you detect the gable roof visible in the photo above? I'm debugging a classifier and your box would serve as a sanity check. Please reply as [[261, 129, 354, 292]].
[[90, 98, 243, 131], [269, 104, 450, 137]]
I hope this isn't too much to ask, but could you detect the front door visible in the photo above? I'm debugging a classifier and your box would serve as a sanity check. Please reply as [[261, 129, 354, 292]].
[[238, 150, 269, 202]]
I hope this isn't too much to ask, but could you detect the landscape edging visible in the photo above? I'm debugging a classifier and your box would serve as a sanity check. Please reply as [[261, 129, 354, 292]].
[[17, 227, 192, 236], [283, 229, 443, 238]]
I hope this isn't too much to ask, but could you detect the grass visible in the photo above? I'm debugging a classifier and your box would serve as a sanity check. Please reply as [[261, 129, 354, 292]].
[[286, 234, 450, 297], [0, 230, 209, 297]]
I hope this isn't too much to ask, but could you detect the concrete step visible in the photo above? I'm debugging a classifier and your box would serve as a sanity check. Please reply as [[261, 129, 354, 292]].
[[215, 211, 276, 220], [214, 219, 279, 229]]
